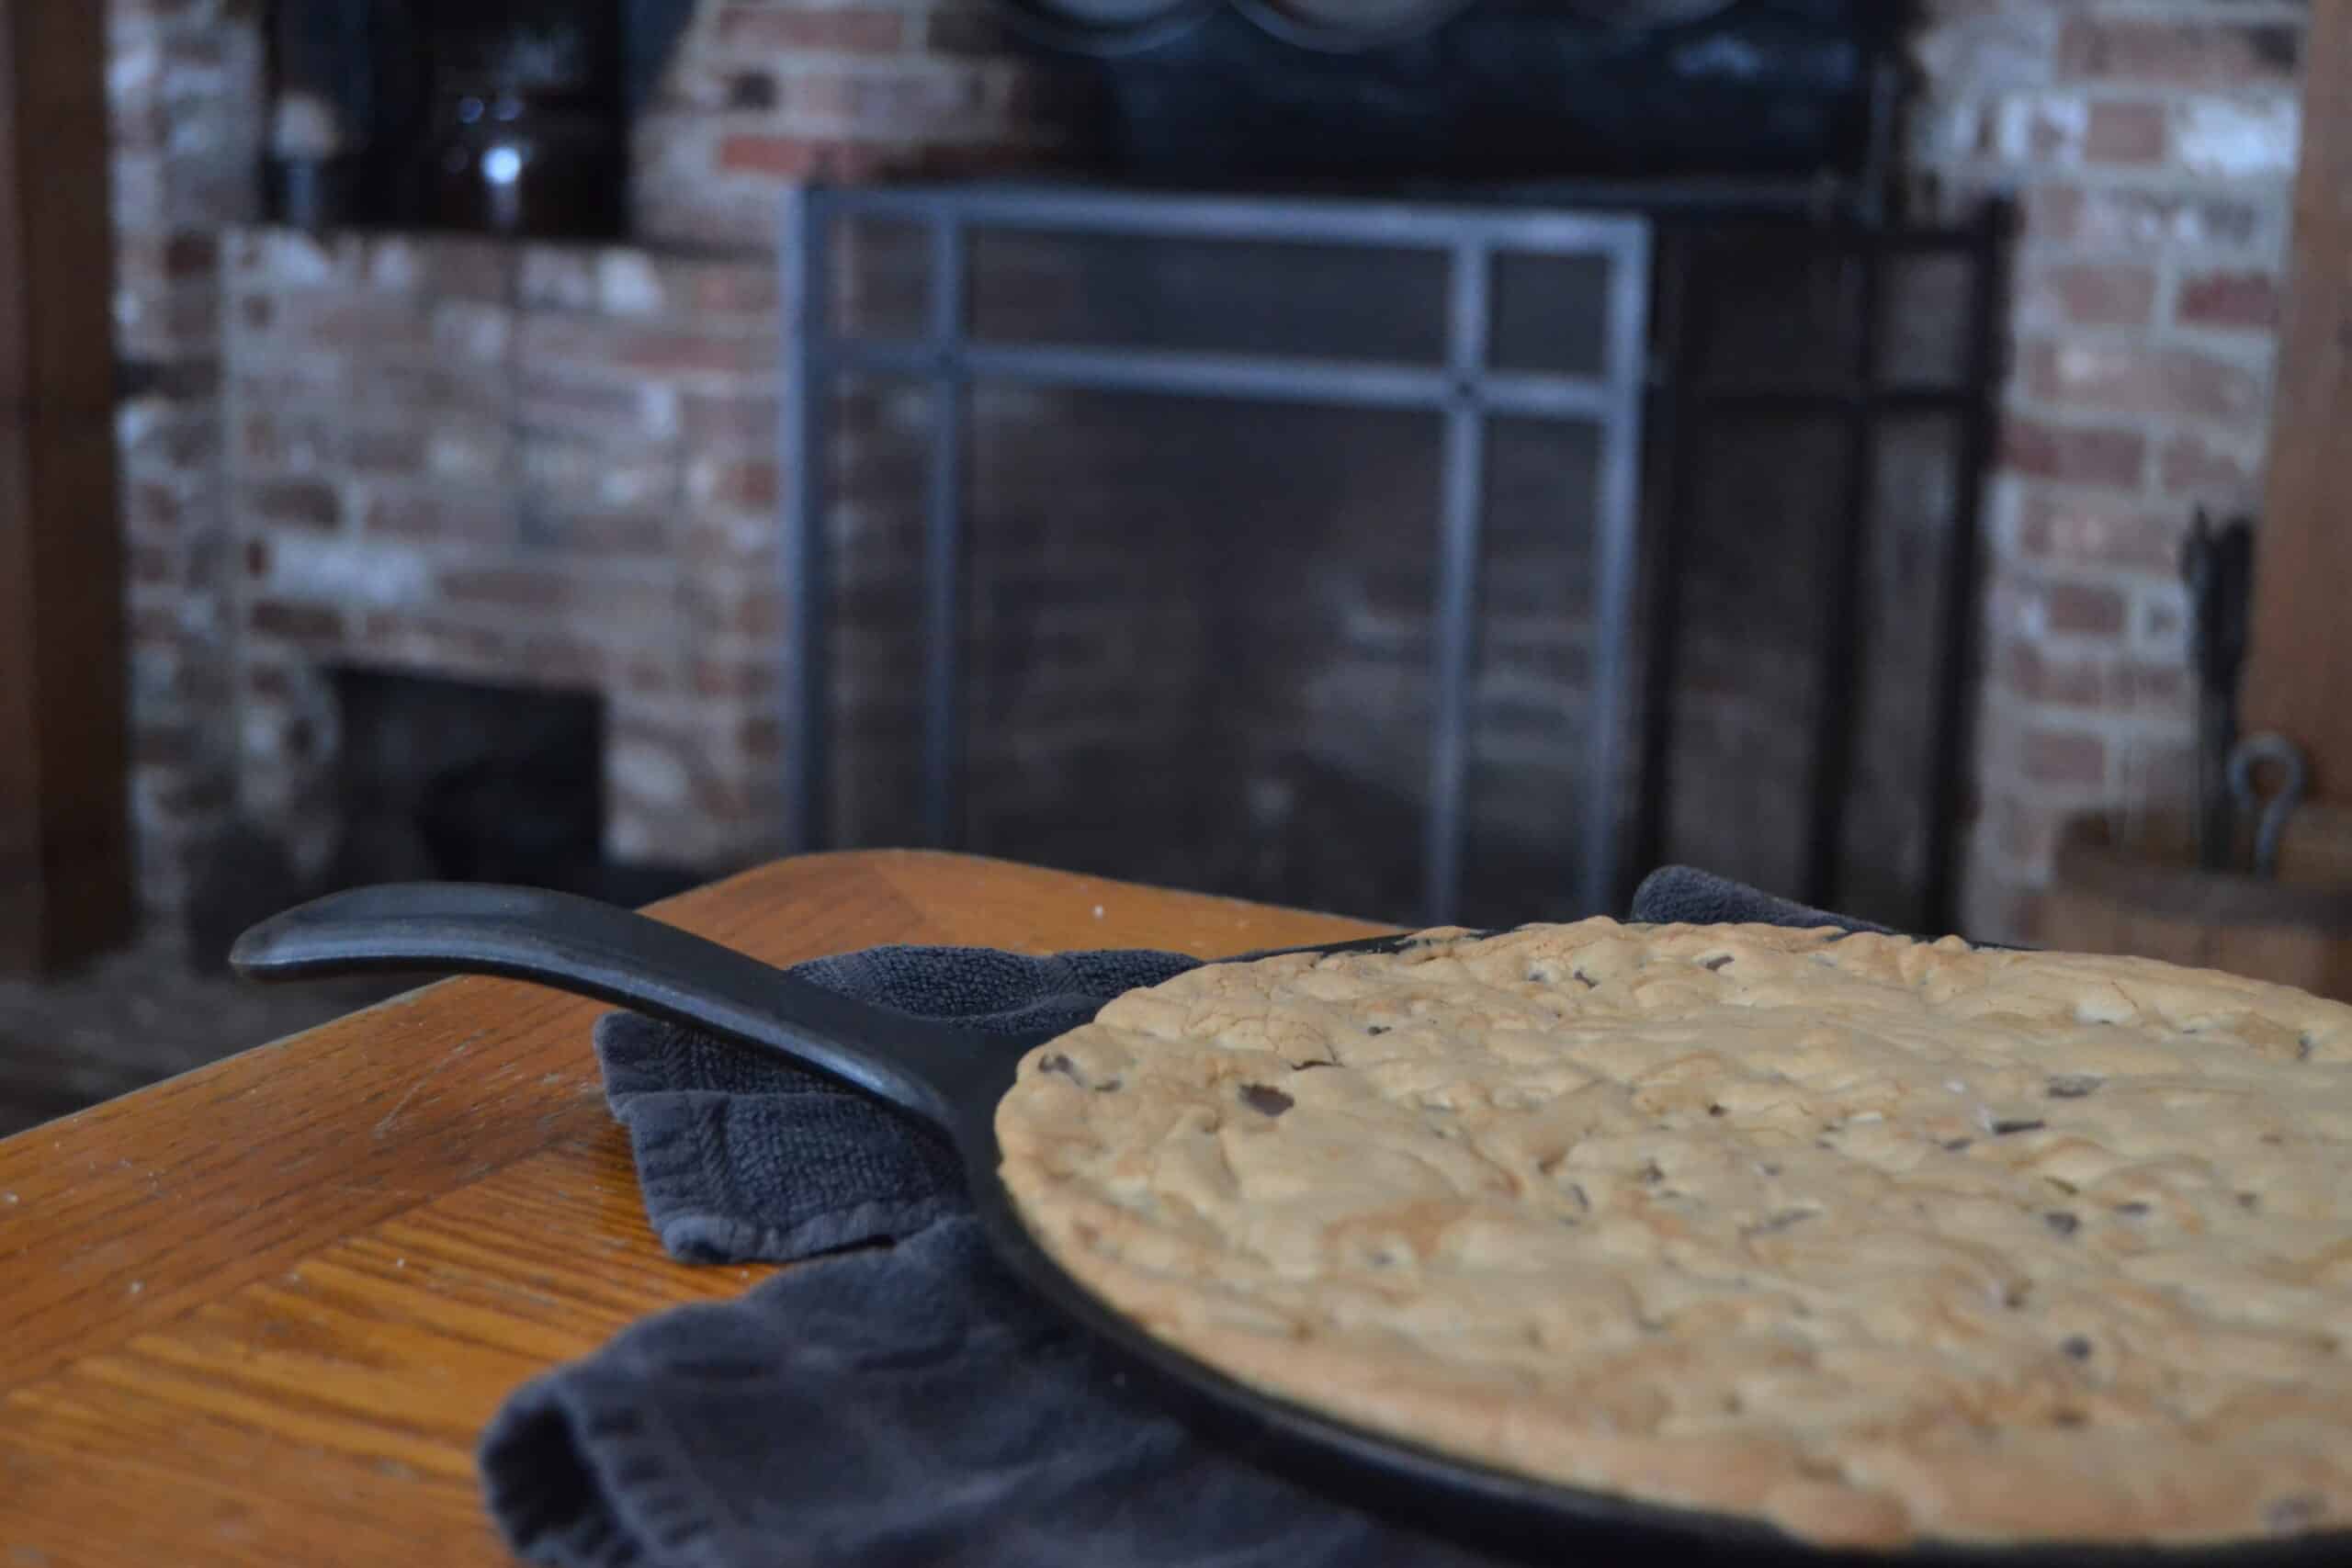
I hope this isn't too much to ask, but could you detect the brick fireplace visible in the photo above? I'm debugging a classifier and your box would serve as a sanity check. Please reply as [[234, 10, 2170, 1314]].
[[107, 0, 2312, 950], [220, 230, 786, 892], [115, 0, 1088, 950]]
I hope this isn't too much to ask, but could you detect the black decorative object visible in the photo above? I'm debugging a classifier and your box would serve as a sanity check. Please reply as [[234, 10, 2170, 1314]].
[[259, 0, 700, 236], [993, 0, 1910, 189], [413, 0, 628, 238], [264, 0, 399, 227]]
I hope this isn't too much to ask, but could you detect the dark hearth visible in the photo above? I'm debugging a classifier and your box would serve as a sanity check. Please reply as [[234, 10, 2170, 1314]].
[[185, 669, 699, 968], [330, 668, 605, 888], [328, 669, 700, 905]]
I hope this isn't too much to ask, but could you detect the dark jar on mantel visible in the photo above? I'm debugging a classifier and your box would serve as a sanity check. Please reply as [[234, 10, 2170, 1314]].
[[423, 86, 625, 240], [414, 0, 627, 240]]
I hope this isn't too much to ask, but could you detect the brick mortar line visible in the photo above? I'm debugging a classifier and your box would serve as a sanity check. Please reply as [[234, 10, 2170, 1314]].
[[2014, 321, 2284, 364], [2018, 2, 2310, 22], [1926, 81, 2306, 113], [1914, 160, 2298, 220], [1998, 392, 2272, 448], [2008, 323, 2280, 371], [246, 606, 787, 649]]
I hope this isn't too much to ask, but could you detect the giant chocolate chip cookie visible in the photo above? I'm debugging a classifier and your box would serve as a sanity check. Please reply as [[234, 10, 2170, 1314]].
[[994, 920, 2352, 1549]]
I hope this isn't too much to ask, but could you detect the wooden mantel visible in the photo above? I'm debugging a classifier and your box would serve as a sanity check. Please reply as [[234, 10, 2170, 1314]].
[[2243, 0, 2352, 799], [0, 0, 130, 971]]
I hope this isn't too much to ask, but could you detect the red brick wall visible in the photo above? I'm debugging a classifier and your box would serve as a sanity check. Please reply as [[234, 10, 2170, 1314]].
[[102, 1, 2312, 937], [1908, 0, 2304, 942], [631, 2, 1089, 246], [104, 0, 1076, 927], [221, 231, 785, 877]]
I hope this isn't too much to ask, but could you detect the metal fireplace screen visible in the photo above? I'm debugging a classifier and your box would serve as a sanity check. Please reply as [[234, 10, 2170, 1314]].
[[779, 184, 2002, 933]]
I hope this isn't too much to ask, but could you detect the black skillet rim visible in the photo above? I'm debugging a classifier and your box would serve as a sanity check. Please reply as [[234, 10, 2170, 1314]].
[[962, 922, 2352, 1566]]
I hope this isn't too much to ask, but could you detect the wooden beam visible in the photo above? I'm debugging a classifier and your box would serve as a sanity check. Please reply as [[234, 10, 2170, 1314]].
[[2243, 0, 2352, 800], [0, 0, 130, 973]]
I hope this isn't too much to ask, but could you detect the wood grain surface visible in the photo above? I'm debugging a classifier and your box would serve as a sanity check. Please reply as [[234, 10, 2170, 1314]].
[[0, 851, 1390, 1566], [2244, 0, 2352, 799]]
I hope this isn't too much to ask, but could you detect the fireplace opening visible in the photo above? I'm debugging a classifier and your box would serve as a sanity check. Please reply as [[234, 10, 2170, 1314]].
[[329, 669, 603, 888], [761, 1, 2006, 935], [329, 669, 703, 900], [186, 669, 700, 968], [791, 180, 2002, 932]]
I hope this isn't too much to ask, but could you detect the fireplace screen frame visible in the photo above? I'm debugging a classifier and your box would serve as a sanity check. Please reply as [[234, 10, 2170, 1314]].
[[779, 182, 1655, 924]]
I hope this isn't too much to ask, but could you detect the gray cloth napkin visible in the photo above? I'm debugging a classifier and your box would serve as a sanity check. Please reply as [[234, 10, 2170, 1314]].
[[1626, 863, 1899, 937], [479, 868, 1896, 1567]]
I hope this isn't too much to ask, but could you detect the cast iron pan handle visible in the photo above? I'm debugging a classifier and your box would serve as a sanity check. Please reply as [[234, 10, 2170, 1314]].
[[229, 882, 994, 1131]]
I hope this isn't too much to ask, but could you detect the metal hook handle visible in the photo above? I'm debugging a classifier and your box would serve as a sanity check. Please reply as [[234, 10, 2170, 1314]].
[[2226, 732, 2308, 879]]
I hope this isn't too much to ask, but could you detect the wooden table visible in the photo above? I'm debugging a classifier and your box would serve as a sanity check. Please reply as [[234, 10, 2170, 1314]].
[[0, 852, 1388, 1565]]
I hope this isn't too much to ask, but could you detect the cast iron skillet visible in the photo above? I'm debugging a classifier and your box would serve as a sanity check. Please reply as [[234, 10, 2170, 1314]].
[[232, 882, 2348, 1568]]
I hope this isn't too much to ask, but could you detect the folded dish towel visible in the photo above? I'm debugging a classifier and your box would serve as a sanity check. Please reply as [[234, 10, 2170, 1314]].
[[479, 867, 1899, 1567]]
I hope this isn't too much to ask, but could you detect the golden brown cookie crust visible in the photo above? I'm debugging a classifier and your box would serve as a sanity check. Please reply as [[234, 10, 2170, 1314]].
[[992, 919, 2352, 1549]]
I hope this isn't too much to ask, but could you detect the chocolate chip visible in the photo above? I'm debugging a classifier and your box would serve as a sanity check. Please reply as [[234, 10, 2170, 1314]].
[[1039, 1053, 1080, 1081], [1992, 1118, 2047, 1136], [2113, 1201, 2151, 1218], [2044, 1212, 2079, 1236], [2052, 1409, 2088, 1428], [2297, 1032, 2315, 1063], [2061, 1336, 2093, 1360], [1709, 1103, 1727, 1117], [1943, 1137, 1974, 1152], [1571, 970, 1597, 988], [2238, 1191, 2263, 1212], [727, 72, 779, 110], [2264, 1494, 2325, 1533], [1240, 1084, 1294, 1117], [1364, 1024, 1390, 1035], [1638, 1160, 1666, 1185], [1700, 954, 1735, 972], [1295, 1060, 1338, 1072], [2047, 1075, 2101, 1099]]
